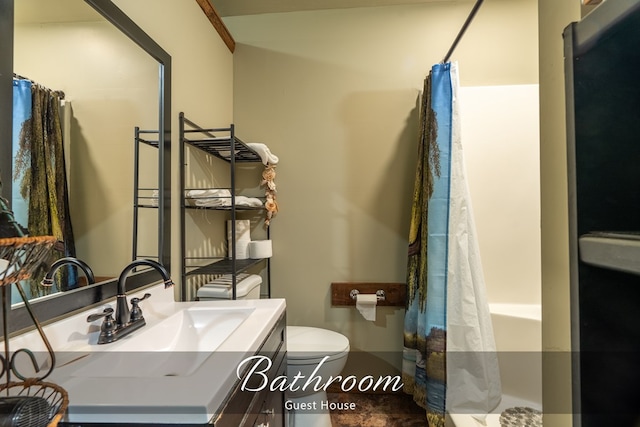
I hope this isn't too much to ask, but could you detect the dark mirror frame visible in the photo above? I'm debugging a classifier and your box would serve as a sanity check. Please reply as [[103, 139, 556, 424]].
[[0, 0, 171, 338]]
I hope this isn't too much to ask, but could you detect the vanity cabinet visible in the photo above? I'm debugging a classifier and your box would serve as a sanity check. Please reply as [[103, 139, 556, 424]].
[[213, 312, 286, 427], [178, 113, 271, 302]]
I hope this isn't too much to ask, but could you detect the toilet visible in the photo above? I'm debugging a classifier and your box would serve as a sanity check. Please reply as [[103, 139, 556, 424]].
[[197, 274, 351, 427], [286, 326, 350, 427]]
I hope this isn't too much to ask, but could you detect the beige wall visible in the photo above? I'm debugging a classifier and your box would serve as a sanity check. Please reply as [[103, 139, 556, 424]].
[[225, 0, 539, 374]]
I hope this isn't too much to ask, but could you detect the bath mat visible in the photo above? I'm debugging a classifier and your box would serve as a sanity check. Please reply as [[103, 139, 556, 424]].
[[499, 406, 542, 427]]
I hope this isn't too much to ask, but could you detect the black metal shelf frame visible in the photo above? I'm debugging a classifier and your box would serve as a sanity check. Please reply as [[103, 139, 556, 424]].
[[179, 112, 271, 301], [181, 116, 261, 162], [184, 258, 265, 277], [132, 127, 161, 262]]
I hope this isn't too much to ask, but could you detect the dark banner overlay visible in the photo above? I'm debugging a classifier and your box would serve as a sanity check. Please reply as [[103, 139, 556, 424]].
[[1, 350, 638, 420]]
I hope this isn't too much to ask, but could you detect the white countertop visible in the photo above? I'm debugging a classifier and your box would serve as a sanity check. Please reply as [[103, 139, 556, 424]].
[[4, 283, 286, 424]]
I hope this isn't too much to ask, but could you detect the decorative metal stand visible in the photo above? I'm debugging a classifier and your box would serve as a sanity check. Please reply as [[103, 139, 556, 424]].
[[1, 235, 69, 427]]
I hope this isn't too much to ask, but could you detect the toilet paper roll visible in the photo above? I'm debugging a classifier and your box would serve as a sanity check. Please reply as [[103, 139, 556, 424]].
[[356, 294, 377, 321], [248, 240, 272, 259], [228, 240, 250, 259], [226, 220, 251, 241]]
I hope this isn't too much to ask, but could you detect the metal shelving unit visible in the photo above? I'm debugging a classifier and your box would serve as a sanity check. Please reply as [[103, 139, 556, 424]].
[[132, 127, 160, 262], [179, 112, 271, 301]]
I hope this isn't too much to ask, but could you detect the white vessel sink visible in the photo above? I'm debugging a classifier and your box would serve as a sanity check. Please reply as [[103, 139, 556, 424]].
[[69, 306, 255, 378]]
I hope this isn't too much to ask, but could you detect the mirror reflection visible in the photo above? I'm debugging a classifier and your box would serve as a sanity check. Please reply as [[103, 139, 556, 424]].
[[11, 0, 160, 304]]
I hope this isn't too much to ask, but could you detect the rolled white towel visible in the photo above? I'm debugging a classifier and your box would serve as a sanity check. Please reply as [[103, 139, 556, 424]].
[[235, 196, 264, 207], [247, 143, 279, 166]]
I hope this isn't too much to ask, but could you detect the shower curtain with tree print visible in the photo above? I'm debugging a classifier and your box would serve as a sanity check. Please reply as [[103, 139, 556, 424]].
[[12, 78, 76, 300], [403, 62, 501, 427]]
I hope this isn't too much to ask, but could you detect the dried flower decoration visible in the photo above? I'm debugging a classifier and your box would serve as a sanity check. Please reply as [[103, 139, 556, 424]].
[[262, 164, 278, 226]]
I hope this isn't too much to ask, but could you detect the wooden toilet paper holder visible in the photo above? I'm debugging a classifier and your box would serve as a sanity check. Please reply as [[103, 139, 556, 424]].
[[331, 282, 405, 306]]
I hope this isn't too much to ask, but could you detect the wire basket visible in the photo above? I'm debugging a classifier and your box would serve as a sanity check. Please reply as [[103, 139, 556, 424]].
[[0, 379, 69, 427], [1, 235, 68, 425]]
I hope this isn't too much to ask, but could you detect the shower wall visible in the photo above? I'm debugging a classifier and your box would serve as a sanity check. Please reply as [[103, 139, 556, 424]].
[[459, 85, 541, 306]]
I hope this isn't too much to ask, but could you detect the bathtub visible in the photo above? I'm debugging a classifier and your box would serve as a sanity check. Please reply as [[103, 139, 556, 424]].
[[447, 303, 542, 427]]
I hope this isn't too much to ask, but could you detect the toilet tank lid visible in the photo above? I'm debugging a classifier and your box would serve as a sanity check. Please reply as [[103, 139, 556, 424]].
[[286, 326, 350, 359]]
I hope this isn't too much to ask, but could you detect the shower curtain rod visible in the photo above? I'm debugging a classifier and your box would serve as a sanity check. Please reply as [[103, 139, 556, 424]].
[[442, 0, 485, 63], [13, 73, 65, 99]]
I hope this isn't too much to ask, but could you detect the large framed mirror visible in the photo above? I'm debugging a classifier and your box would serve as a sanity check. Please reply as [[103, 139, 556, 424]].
[[0, 0, 171, 336]]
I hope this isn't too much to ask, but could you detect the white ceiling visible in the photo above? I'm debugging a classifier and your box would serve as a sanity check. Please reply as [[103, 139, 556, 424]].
[[212, 0, 462, 17]]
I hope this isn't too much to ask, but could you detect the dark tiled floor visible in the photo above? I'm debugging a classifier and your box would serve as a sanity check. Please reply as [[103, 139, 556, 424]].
[[327, 392, 426, 427]]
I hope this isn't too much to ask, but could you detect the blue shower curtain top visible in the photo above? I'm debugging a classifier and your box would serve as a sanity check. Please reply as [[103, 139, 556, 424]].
[[12, 79, 32, 225]]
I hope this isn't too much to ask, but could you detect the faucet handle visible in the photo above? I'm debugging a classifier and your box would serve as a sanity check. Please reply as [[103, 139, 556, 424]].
[[87, 308, 117, 344], [130, 293, 151, 322], [87, 307, 114, 322]]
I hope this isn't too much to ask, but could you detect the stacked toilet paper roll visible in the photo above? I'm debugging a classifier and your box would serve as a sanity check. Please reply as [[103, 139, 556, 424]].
[[248, 240, 272, 259], [227, 220, 251, 259], [356, 294, 377, 321]]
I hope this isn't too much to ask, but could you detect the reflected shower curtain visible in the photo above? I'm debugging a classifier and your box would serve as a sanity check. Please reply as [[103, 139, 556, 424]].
[[12, 79, 76, 299], [403, 62, 501, 426], [12, 79, 31, 225]]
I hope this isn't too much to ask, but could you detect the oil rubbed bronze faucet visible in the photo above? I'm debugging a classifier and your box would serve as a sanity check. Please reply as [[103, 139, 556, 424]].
[[87, 259, 174, 345], [41, 256, 96, 290]]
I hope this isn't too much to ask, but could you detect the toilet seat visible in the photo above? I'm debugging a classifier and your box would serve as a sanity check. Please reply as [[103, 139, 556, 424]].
[[286, 326, 350, 365]]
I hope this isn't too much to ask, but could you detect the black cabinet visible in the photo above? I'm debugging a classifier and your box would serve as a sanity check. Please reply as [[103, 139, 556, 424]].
[[565, 3, 640, 426]]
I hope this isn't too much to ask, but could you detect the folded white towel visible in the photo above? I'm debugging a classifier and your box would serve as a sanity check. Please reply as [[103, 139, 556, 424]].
[[182, 189, 263, 208], [186, 189, 232, 199], [194, 196, 263, 208], [185, 189, 230, 207], [247, 143, 279, 166]]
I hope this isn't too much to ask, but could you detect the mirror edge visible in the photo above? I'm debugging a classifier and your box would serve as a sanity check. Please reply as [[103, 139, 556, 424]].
[[0, 0, 13, 213], [0, 0, 172, 338]]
